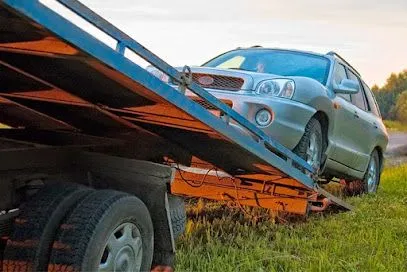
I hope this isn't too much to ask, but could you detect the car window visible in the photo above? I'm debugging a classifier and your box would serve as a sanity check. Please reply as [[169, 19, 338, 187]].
[[217, 56, 245, 69], [333, 63, 351, 101], [348, 70, 367, 111], [362, 81, 381, 117]]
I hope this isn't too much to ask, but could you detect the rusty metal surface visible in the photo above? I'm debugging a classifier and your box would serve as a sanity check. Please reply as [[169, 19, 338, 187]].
[[170, 166, 315, 215]]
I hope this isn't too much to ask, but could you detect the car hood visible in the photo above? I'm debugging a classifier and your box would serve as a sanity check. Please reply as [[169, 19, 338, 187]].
[[176, 66, 282, 91]]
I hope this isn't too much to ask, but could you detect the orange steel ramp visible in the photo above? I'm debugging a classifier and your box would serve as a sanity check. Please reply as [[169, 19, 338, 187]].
[[170, 164, 352, 215]]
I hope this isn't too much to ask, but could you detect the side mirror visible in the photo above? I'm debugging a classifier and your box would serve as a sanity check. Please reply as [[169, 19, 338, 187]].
[[333, 79, 359, 94]]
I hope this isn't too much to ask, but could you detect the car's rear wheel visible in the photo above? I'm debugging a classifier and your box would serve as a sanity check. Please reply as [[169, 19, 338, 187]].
[[343, 150, 381, 196], [294, 117, 323, 172], [364, 150, 380, 194]]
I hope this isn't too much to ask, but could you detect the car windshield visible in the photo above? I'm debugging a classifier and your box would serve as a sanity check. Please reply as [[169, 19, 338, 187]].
[[203, 49, 330, 85]]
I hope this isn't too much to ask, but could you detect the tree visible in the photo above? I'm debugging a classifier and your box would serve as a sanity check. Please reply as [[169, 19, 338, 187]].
[[373, 70, 407, 120], [371, 84, 379, 92], [381, 71, 407, 94], [374, 91, 397, 119], [395, 90, 407, 122]]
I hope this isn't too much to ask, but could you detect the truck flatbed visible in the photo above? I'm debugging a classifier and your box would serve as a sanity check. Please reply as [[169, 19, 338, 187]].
[[0, 0, 351, 213]]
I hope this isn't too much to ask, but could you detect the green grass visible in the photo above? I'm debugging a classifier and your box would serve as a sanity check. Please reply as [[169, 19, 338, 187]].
[[384, 120, 407, 132], [176, 165, 407, 271]]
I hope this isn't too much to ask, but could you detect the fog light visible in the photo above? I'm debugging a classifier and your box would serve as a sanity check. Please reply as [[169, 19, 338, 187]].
[[255, 109, 272, 127]]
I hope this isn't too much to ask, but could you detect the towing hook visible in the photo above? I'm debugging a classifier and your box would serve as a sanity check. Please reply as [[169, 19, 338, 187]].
[[310, 197, 332, 212], [178, 65, 192, 94], [310, 165, 320, 182]]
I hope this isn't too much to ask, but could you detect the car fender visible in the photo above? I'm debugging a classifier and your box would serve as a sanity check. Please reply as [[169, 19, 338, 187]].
[[290, 76, 336, 148]]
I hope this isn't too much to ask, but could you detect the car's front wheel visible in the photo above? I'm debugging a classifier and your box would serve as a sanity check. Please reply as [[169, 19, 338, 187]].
[[294, 117, 323, 172]]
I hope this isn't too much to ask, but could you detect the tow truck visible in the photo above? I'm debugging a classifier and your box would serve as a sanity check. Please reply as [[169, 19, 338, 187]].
[[0, 0, 351, 270]]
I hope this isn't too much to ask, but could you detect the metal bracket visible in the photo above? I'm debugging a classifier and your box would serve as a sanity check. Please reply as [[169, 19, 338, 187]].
[[115, 41, 126, 54], [220, 113, 230, 124], [178, 65, 192, 94]]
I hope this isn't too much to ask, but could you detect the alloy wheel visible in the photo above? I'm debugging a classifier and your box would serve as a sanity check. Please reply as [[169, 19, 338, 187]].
[[306, 132, 320, 169], [366, 157, 378, 193]]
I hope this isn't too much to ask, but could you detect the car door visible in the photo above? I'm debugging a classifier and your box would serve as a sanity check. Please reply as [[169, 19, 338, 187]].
[[347, 70, 375, 172], [329, 63, 359, 167]]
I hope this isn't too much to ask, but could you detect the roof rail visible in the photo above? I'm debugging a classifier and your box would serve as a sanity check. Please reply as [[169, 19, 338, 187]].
[[235, 45, 262, 50], [326, 51, 360, 76]]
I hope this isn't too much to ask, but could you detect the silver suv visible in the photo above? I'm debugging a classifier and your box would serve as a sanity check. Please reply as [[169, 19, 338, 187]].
[[149, 46, 388, 193], [160, 47, 388, 193]]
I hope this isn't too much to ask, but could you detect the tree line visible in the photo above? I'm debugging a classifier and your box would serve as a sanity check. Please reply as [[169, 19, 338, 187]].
[[372, 70, 407, 122]]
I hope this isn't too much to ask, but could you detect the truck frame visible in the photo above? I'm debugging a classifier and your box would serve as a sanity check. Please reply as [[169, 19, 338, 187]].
[[0, 0, 351, 270]]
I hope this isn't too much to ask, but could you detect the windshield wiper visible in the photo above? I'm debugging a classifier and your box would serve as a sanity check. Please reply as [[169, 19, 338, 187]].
[[228, 67, 255, 72]]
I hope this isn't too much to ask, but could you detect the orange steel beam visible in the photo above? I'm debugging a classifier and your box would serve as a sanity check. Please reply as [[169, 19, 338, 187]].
[[105, 104, 215, 134], [0, 95, 76, 130], [0, 60, 141, 129], [170, 168, 317, 215], [0, 37, 81, 56]]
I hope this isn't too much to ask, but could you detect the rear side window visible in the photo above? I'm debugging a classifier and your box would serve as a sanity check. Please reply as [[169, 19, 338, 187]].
[[333, 63, 350, 101], [348, 70, 368, 111], [363, 82, 381, 117]]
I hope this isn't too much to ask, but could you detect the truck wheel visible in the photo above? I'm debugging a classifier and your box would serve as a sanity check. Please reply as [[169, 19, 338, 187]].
[[2, 183, 92, 272], [48, 190, 154, 272], [294, 117, 323, 172], [168, 195, 186, 239], [363, 150, 380, 194]]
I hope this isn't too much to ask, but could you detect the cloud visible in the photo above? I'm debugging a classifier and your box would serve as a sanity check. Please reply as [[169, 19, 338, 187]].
[[80, 0, 406, 85], [83, 0, 407, 26]]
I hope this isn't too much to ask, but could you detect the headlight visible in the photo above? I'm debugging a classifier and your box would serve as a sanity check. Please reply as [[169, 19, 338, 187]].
[[256, 79, 295, 99], [146, 65, 169, 83]]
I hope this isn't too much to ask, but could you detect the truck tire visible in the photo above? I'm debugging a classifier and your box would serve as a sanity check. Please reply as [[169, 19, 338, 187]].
[[48, 190, 154, 272], [168, 195, 186, 239], [294, 117, 323, 172], [2, 183, 92, 272]]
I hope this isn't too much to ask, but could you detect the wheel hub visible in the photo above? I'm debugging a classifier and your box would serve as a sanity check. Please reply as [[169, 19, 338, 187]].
[[114, 246, 134, 271], [99, 222, 143, 272], [367, 158, 377, 193], [306, 132, 320, 169]]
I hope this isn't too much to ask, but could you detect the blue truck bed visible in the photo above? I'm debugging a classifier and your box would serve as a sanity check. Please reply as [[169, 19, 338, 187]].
[[0, 0, 351, 211]]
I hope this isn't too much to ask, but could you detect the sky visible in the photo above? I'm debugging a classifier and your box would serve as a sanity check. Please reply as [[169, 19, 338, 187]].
[[71, 0, 407, 86]]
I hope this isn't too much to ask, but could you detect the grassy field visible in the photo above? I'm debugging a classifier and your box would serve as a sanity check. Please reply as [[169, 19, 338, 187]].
[[176, 165, 407, 271], [384, 120, 407, 132]]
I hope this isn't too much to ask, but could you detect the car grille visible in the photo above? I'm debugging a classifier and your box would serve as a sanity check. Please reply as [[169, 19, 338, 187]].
[[191, 73, 244, 91], [193, 99, 233, 110]]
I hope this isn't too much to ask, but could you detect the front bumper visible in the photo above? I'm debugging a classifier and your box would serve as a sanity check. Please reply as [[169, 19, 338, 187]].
[[190, 89, 316, 150]]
